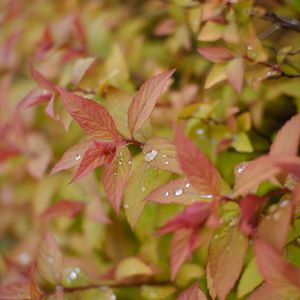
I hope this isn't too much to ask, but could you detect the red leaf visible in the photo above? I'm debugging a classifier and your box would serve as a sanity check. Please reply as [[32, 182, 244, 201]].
[[50, 138, 92, 175], [270, 113, 300, 156], [40, 200, 85, 220], [157, 202, 211, 235], [227, 57, 244, 93], [171, 228, 199, 280], [240, 194, 266, 236], [254, 238, 300, 298], [103, 145, 131, 213], [174, 126, 221, 196], [177, 283, 207, 300], [146, 178, 214, 205], [197, 46, 233, 63], [30, 63, 58, 93], [128, 69, 175, 136], [71, 141, 115, 183], [207, 226, 248, 300], [59, 89, 121, 143]]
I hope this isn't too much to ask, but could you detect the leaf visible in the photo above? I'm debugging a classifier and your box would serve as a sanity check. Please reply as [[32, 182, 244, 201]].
[[39, 200, 85, 220], [227, 57, 244, 93], [143, 138, 182, 174], [270, 113, 300, 156], [197, 46, 233, 63], [128, 69, 175, 136], [157, 202, 211, 235], [72, 57, 96, 85], [30, 63, 57, 93], [50, 138, 92, 175], [240, 194, 266, 236], [59, 89, 121, 143], [207, 226, 248, 300], [71, 141, 115, 183], [146, 178, 214, 205], [0, 282, 31, 300], [170, 228, 199, 280], [197, 22, 224, 42], [247, 284, 282, 300], [142, 285, 176, 300], [115, 257, 154, 282], [26, 133, 52, 179], [233, 155, 300, 196], [237, 258, 263, 298], [177, 283, 207, 300], [174, 126, 221, 196], [204, 64, 227, 89], [37, 233, 63, 284], [258, 200, 292, 249], [123, 155, 170, 228], [254, 238, 300, 298], [103, 145, 131, 213]]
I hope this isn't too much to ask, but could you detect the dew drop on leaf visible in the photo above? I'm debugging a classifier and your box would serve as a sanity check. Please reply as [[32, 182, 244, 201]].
[[110, 295, 116, 300], [124, 204, 129, 209], [174, 188, 183, 196], [128, 160, 132, 165], [280, 199, 289, 207], [164, 161, 169, 165], [69, 271, 77, 280], [18, 252, 31, 265], [144, 149, 159, 162], [162, 154, 167, 159], [163, 191, 169, 197], [141, 186, 146, 192], [185, 182, 190, 188], [196, 128, 205, 135], [75, 154, 81, 161], [234, 162, 248, 174]]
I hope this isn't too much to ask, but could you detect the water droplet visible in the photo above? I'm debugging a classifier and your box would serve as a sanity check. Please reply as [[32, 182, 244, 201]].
[[141, 186, 146, 192], [128, 160, 132, 165], [124, 204, 129, 209], [18, 252, 31, 265], [47, 256, 54, 264], [273, 211, 281, 220], [163, 191, 169, 197], [164, 161, 169, 165], [144, 149, 159, 162], [174, 188, 183, 196], [69, 271, 77, 280], [118, 161, 123, 165], [199, 194, 213, 199], [214, 234, 219, 239], [185, 182, 190, 188], [110, 295, 116, 300], [196, 128, 205, 135], [234, 162, 248, 174], [75, 154, 81, 161], [229, 218, 238, 226], [280, 200, 289, 207], [162, 154, 167, 158]]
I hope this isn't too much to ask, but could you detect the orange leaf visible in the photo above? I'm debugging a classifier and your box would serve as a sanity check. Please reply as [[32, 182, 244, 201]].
[[177, 283, 207, 300], [59, 89, 121, 143], [128, 69, 175, 136], [198, 46, 233, 63], [174, 126, 221, 196]]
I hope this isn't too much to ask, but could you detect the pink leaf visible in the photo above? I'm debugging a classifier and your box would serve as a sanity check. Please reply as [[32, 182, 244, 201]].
[[103, 145, 131, 213], [171, 228, 199, 280], [254, 238, 300, 298], [59, 89, 121, 143], [30, 63, 58, 93], [157, 202, 211, 235], [270, 113, 300, 156], [197, 46, 233, 63], [39, 200, 85, 220], [207, 226, 248, 300], [44, 95, 56, 120], [258, 200, 292, 249], [71, 141, 115, 183], [146, 178, 214, 205], [128, 69, 175, 136], [233, 155, 300, 196], [177, 283, 207, 300], [50, 138, 92, 175], [174, 126, 221, 196], [227, 57, 244, 93], [247, 284, 281, 300]]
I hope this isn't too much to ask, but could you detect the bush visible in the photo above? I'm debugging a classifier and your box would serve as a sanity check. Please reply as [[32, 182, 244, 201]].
[[1, 0, 300, 299]]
